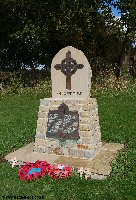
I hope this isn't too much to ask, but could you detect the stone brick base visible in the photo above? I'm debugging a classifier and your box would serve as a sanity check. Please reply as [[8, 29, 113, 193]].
[[34, 98, 102, 159]]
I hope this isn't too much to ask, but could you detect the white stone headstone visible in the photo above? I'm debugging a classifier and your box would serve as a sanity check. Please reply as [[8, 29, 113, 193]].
[[51, 46, 92, 99]]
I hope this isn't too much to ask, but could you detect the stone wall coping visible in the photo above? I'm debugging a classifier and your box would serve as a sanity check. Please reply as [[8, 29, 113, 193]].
[[42, 98, 96, 101]]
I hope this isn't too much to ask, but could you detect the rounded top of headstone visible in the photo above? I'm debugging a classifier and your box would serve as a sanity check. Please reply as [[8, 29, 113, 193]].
[[51, 46, 92, 99]]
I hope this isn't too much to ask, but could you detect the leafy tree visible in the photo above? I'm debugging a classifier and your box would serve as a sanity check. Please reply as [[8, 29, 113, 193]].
[[0, 0, 130, 78], [112, 0, 136, 73]]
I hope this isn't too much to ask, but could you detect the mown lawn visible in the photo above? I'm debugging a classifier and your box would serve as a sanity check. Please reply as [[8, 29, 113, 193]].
[[0, 88, 136, 200]]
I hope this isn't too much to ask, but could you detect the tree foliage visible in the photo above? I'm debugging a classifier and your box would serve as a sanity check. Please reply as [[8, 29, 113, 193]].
[[113, 0, 136, 70], [0, 0, 135, 76]]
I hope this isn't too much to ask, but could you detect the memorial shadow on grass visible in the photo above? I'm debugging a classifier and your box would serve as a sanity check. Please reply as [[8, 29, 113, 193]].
[[0, 88, 136, 200]]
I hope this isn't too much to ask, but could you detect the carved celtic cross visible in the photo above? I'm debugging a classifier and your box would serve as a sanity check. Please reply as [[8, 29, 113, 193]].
[[54, 51, 84, 90]]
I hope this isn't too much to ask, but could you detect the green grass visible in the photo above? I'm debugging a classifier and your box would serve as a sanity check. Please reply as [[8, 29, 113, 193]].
[[0, 87, 136, 200], [0, 95, 41, 158]]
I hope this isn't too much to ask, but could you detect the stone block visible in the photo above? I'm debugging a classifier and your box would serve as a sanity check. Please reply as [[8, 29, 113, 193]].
[[95, 142, 102, 151], [90, 113, 97, 118], [36, 125, 46, 134], [49, 105, 60, 109], [66, 100, 75, 105], [91, 122, 99, 130], [75, 100, 84, 104], [89, 116, 96, 122], [80, 137, 92, 144], [35, 133, 45, 139], [82, 104, 89, 111], [68, 105, 76, 111], [35, 138, 45, 146], [79, 112, 83, 118], [46, 147, 53, 154], [39, 106, 50, 112], [52, 147, 64, 155], [82, 111, 89, 118], [84, 150, 94, 159], [89, 98, 95, 103], [93, 137, 101, 145], [71, 102, 77, 107], [77, 149, 85, 158], [84, 100, 89, 104], [52, 100, 63, 105], [77, 144, 92, 150], [60, 147, 68, 156], [40, 99, 50, 106], [33, 145, 38, 152], [37, 146, 45, 153], [79, 131, 88, 137], [90, 104, 98, 110], [48, 140, 60, 148], [37, 118, 47, 125], [38, 111, 47, 118], [43, 138, 59, 146], [43, 139, 50, 145], [75, 105, 82, 110], [79, 124, 90, 131], [65, 142, 77, 148], [68, 148, 78, 158], [79, 118, 89, 124]]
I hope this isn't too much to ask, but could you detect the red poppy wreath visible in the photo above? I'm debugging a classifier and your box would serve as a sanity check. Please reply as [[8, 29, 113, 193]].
[[18, 160, 52, 181], [49, 164, 73, 179], [18, 161, 73, 181]]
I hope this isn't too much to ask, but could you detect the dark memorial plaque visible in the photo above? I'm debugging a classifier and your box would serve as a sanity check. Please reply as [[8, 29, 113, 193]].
[[46, 103, 80, 140]]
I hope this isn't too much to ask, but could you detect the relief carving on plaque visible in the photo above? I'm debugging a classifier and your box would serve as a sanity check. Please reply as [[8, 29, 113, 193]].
[[46, 103, 80, 140]]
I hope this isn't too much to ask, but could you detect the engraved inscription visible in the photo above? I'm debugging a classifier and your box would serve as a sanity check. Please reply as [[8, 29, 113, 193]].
[[46, 103, 80, 140], [57, 91, 82, 95]]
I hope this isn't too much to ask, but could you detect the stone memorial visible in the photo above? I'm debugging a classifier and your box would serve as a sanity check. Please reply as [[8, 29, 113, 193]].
[[5, 46, 124, 179], [33, 46, 102, 159]]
